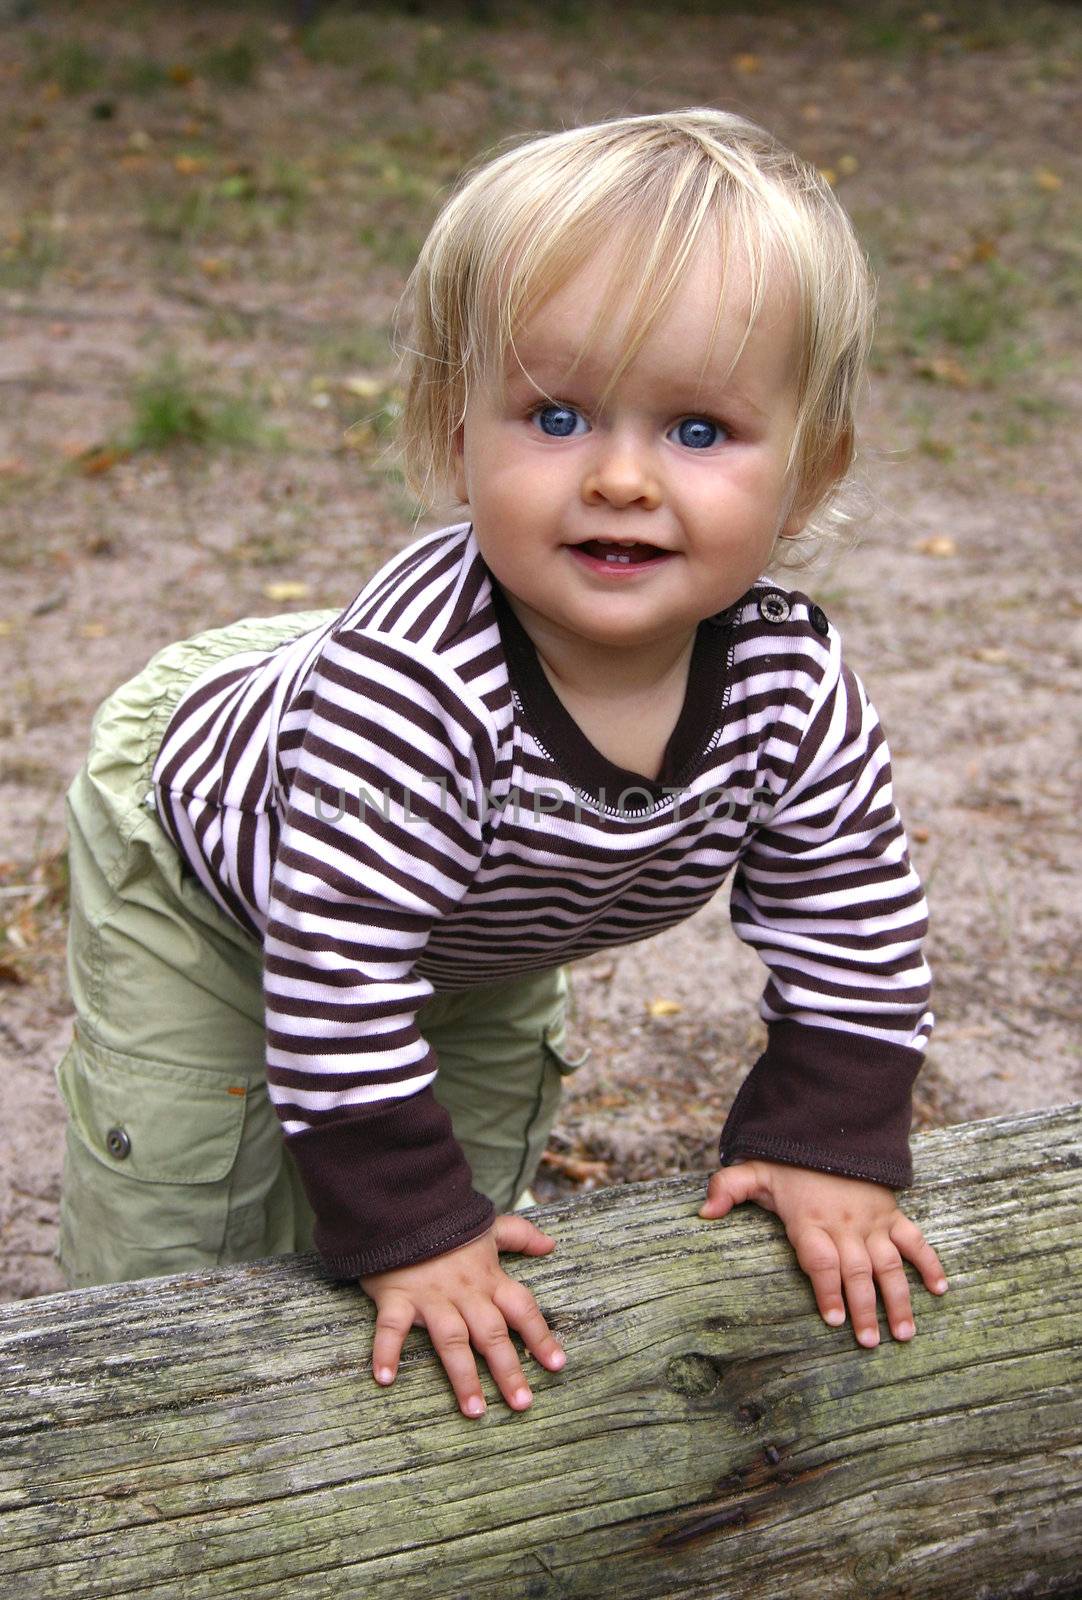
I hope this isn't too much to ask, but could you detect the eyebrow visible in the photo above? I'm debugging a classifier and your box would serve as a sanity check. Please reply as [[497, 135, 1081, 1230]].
[[504, 355, 770, 421]]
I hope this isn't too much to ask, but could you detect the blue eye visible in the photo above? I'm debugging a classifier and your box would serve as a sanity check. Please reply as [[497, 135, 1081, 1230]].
[[673, 417, 723, 450], [532, 404, 584, 438]]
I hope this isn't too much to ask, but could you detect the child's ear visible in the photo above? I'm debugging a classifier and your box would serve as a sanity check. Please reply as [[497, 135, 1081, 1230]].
[[779, 428, 852, 539], [451, 424, 468, 505]]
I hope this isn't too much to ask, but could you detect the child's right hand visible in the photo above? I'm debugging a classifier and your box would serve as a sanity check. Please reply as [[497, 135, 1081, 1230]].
[[359, 1213, 566, 1418]]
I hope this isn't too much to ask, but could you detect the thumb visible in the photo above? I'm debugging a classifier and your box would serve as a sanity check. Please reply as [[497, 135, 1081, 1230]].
[[698, 1161, 764, 1219], [492, 1212, 557, 1256]]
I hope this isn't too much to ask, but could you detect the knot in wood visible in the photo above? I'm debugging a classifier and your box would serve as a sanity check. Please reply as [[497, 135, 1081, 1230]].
[[666, 1352, 722, 1396], [853, 1549, 893, 1585]]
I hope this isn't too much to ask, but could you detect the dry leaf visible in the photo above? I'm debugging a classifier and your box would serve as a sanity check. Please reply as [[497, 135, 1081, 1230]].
[[168, 64, 195, 86], [263, 581, 311, 602], [912, 827, 930, 844], [76, 445, 128, 477], [0, 458, 28, 479], [913, 354, 972, 387], [539, 1150, 610, 1183], [801, 103, 822, 122], [915, 535, 957, 557], [648, 997, 682, 1018], [838, 154, 859, 176], [340, 376, 385, 398], [174, 153, 206, 176], [1034, 168, 1062, 192], [818, 168, 837, 187], [972, 647, 1010, 665], [733, 53, 761, 74], [197, 256, 228, 278], [78, 622, 107, 639]]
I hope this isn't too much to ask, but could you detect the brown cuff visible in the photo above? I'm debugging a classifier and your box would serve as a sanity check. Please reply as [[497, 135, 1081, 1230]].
[[718, 1020, 922, 1189], [286, 1086, 496, 1278]]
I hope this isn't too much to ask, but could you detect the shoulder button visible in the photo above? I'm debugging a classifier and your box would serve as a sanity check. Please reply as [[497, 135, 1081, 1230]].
[[809, 603, 830, 636], [758, 590, 791, 625]]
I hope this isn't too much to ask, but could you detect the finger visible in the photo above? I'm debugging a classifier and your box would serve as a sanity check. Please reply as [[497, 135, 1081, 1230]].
[[492, 1276, 567, 1373], [425, 1304, 489, 1418], [460, 1298, 535, 1411], [867, 1231, 917, 1342], [837, 1239, 881, 1348], [491, 1213, 557, 1256], [889, 1213, 950, 1295], [370, 1289, 416, 1387], [698, 1162, 763, 1219], [789, 1223, 848, 1330]]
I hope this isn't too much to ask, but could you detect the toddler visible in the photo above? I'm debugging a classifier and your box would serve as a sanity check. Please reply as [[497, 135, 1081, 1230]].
[[56, 107, 948, 1420]]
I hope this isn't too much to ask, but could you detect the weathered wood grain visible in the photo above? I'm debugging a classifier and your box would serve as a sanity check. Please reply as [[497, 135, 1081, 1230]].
[[1, 1104, 1079, 1599]]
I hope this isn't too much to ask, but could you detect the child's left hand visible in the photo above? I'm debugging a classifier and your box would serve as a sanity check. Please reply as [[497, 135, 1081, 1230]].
[[699, 1159, 949, 1347]]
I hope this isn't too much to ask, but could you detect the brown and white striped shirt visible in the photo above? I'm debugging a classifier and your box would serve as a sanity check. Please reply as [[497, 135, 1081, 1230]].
[[152, 521, 933, 1277]]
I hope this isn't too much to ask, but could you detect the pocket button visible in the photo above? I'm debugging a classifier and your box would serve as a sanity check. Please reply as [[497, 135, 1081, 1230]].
[[105, 1126, 132, 1160]]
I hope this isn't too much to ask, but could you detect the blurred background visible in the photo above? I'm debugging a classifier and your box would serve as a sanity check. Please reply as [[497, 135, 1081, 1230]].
[[1, 0, 1079, 1301]]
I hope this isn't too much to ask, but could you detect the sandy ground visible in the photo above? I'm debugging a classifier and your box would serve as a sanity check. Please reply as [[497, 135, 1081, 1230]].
[[1, 2, 1079, 1302]]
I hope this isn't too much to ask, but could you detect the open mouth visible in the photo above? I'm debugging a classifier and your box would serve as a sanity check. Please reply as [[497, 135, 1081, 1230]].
[[572, 540, 669, 566]]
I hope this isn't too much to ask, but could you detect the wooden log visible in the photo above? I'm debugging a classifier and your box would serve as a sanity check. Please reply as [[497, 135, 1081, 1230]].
[[1, 1104, 1079, 1599]]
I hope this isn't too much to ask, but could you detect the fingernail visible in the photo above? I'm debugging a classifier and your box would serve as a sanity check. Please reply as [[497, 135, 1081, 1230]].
[[375, 1366, 394, 1384], [465, 1396, 485, 1417], [825, 1309, 845, 1326], [549, 1348, 566, 1369], [859, 1330, 879, 1347], [513, 1387, 532, 1407], [934, 1279, 948, 1293], [896, 1321, 914, 1339]]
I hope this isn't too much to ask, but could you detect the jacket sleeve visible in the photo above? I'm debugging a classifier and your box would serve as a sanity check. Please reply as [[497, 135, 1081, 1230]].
[[264, 630, 499, 1278], [719, 628, 933, 1189]]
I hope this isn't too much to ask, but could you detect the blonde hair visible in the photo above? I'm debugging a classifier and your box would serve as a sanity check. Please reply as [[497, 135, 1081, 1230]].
[[392, 107, 876, 567]]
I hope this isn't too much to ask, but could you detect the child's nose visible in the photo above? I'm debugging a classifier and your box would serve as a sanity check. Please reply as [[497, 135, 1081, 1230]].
[[581, 439, 661, 511]]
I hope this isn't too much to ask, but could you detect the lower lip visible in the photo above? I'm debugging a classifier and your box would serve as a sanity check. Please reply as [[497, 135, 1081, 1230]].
[[567, 546, 674, 577]]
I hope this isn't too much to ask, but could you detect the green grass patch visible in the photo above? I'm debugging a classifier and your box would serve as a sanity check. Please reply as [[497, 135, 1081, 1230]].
[[143, 187, 219, 243], [900, 262, 1026, 351], [143, 160, 311, 247], [312, 326, 394, 370], [123, 353, 284, 452], [299, 11, 390, 65], [356, 223, 425, 272], [114, 55, 173, 95], [843, 0, 1069, 56], [27, 38, 106, 95], [300, 11, 501, 94], [0, 215, 62, 289], [876, 258, 1045, 389], [197, 39, 263, 87]]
